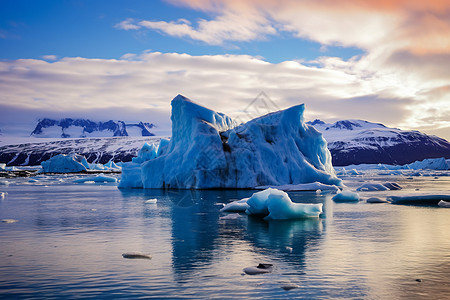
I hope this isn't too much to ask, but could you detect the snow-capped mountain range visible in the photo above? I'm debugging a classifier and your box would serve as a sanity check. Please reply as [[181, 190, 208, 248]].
[[0, 117, 449, 167], [31, 118, 155, 138], [307, 119, 450, 166], [0, 136, 162, 167]]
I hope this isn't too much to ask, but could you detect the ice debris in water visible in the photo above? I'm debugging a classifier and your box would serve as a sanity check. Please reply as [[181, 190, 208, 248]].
[[356, 183, 389, 191], [219, 213, 241, 220], [281, 283, 300, 291], [0, 192, 7, 199], [438, 200, 450, 208], [332, 190, 360, 202], [356, 182, 402, 191], [145, 198, 158, 204], [243, 263, 273, 275], [1, 219, 18, 224], [366, 197, 388, 203], [220, 198, 250, 213], [0, 180, 10, 186], [119, 94, 342, 189], [122, 253, 152, 260]]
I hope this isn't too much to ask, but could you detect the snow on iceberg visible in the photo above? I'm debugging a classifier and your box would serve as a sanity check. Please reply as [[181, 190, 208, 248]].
[[41, 154, 89, 173], [120, 95, 342, 189], [332, 190, 360, 202], [255, 182, 340, 192]]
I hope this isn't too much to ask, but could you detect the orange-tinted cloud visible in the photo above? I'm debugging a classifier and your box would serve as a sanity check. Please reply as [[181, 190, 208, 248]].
[[164, 0, 450, 55]]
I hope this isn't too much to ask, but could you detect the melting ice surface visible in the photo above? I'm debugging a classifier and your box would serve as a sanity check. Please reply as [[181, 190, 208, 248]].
[[1, 170, 450, 299]]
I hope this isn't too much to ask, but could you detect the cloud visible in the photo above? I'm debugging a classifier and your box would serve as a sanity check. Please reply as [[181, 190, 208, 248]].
[[160, 0, 450, 53], [41, 55, 58, 61], [1, 51, 449, 140], [116, 13, 277, 45]]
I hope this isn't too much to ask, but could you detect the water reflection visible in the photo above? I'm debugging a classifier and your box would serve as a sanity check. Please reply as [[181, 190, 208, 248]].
[[165, 189, 325, 281]]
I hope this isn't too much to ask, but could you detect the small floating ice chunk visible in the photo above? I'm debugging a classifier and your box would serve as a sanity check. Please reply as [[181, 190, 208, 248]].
[[145, 198, 158, 204], [283, 246, 293, 253], [281, 283, 300, 291], [1, 219, 18, 224], [246, 188, 323, 220], [220, 198, 249, 213], [0, 181, 9, 186], [219, 213, 241, 220], [366, 197, 388, 203], [122, 253, 152, 260], [356, 183, 388, 192], [243, 263, 273, 275], [438, 200, 450, 208], [332, 190, 360, 202], [73, 175, 117, 183], [382, 182, 402, 190], [0, 192, 6, 199]]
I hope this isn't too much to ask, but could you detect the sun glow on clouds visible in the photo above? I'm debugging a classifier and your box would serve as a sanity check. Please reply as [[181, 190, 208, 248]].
[[1, 0, 450, 140], [0, 49, 449, 140]]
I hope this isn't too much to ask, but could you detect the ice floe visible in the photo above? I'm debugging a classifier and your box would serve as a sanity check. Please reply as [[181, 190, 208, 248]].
[[388, 194, 450, 205], [73, 175, 118, 183], [332, 190, 360, 202]]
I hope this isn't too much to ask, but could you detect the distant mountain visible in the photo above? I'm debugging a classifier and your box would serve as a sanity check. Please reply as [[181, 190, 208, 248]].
[[0, 137, 162, 166], [31, 118, 155, 138], [307, 119, 450, 166]]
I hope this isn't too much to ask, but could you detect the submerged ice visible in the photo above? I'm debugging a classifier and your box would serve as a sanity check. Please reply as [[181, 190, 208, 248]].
[[119, 95, 342, 189]]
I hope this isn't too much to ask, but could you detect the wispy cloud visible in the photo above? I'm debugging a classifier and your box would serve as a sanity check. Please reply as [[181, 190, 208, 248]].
[[115, 12, 277, 45], [1, 51, 448, 139]]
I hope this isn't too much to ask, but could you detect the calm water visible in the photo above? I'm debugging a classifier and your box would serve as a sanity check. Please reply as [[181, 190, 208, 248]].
[[0, 174, 449, 299]]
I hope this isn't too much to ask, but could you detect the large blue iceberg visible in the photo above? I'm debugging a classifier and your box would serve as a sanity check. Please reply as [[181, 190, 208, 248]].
[[119, 95, 342, 189]]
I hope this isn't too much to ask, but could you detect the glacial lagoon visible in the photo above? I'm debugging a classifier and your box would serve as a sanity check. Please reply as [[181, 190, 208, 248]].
[[0, 173, 449, 299]]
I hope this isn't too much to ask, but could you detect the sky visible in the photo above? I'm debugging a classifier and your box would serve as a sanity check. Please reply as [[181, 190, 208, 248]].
[[0, 0, 449, 140]]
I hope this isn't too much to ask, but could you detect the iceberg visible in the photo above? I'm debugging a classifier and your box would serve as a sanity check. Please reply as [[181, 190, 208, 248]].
[[120, 95, 342, 189], [41, 154, 89, 173], [406, 157, 449, 170], [332, 190, 360, 202]]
